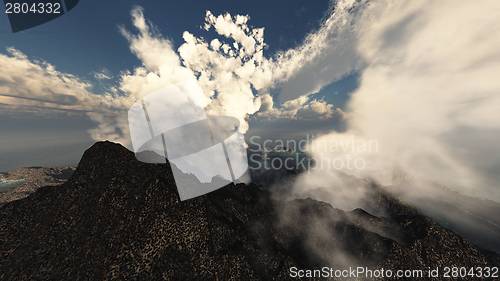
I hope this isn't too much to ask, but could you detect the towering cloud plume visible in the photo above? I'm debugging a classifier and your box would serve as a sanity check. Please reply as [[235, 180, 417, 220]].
[[120, 7, 342, 134]]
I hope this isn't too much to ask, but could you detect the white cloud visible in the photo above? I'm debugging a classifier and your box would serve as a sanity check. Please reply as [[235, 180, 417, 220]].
[[119, 8, 274, 133], [258, 94, 340, 120], [118, 8, 208, 106], [0, 47, 131, 144], [271, 0, 366, 102], [0, 48, 96, 111], [93, 69, 112, 80], [294, 0, 500, 206], [119, 7, 181, 73], [0, 48, 112, 113], [178, 10, 276, 131], [203, 11, 261, 57]]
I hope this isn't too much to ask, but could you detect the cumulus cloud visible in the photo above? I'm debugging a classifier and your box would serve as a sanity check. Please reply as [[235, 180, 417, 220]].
[[119, 8, 274, 133], [258, 94, 342, 120], [118, 8, 208, 107], [178, 13, 269, 132], [119, 7, 347, 133], [0, 48, 98, 111], [0, 47, 131, 144]]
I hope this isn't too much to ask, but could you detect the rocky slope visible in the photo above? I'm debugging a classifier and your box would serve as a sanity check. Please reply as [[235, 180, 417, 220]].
[[0, 141, 498, 280]]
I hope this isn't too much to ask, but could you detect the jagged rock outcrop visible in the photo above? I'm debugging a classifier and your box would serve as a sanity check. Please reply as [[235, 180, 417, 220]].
[[0, 141, 497, 280]]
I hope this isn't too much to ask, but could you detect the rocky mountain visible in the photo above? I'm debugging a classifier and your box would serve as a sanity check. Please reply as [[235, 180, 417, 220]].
[[0, 141, 498, 280]]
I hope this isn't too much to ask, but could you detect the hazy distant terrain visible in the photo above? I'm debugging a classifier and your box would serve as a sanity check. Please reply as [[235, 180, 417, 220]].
[[0, 167, 74, 206]]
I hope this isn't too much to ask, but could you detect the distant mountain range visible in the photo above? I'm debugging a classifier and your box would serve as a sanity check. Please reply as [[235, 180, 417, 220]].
[[0, 141, 498, 280]]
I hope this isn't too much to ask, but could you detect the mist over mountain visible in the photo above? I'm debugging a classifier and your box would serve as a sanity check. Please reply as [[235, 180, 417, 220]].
[[0, 141, 498, 280]]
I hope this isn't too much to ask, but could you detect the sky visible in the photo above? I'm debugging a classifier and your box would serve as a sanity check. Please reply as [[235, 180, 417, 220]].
[[0, 0, 358, 171]]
